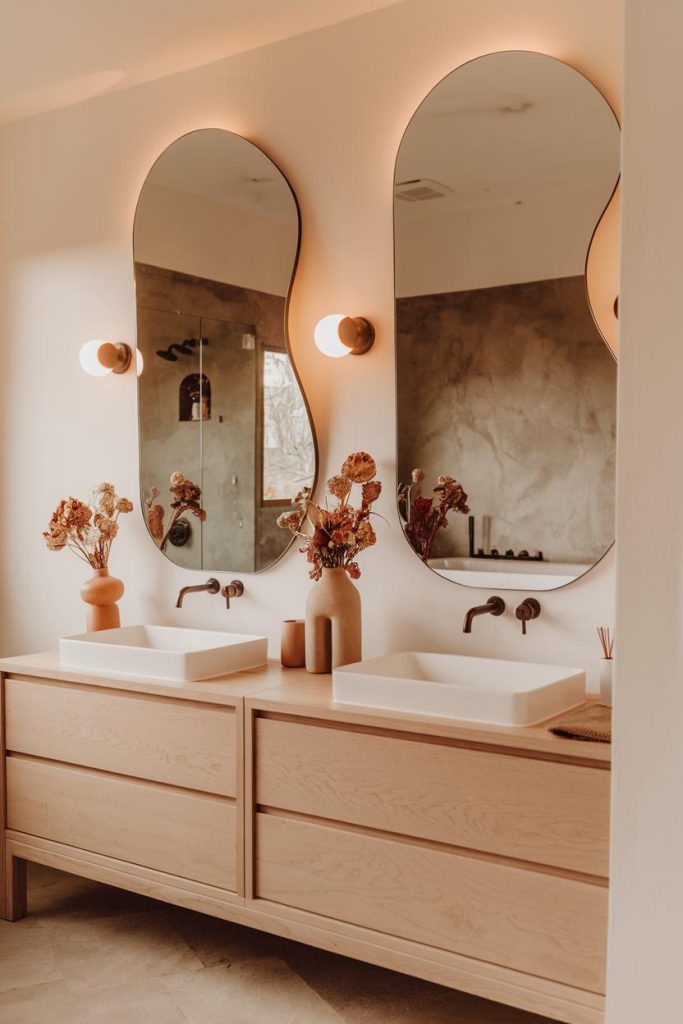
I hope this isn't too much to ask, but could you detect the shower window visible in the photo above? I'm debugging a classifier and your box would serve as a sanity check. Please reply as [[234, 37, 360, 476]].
[[261, 348, 316, 505]]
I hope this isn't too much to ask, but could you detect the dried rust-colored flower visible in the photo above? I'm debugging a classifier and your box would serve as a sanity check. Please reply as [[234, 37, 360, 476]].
[[327, 474, 352, 501], [277, 510, 303, 533], [341, 451, 376, 483], [361, 480, 381, 507], [355, 521, 376, 548], [44, 485, 133, 569], [147, 505, 165, 541], [277, 451, 382, 579]]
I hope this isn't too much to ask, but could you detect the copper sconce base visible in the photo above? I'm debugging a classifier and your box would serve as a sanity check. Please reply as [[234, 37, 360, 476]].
[[338, 316, 375, 356], [98, 342, 132, 374]]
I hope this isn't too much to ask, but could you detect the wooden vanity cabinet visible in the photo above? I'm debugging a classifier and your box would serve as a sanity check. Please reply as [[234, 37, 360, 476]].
[[0, 660, 257, 924], [245, 688, 611, 1024], [0, 658, 610, 1024]]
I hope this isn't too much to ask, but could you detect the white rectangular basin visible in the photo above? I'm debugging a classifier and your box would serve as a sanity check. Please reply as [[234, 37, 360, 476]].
[[60, 625, 268, 682], [333, 652, 586, 726]]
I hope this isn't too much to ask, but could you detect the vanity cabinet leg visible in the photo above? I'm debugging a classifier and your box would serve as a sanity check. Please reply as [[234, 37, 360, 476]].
[[2, 852, 27, 921]]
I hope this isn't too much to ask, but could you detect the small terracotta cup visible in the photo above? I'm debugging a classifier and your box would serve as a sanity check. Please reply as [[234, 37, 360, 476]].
[[281, 619, 306, 668]]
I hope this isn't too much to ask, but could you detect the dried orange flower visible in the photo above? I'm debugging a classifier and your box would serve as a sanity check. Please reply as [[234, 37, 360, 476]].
[[341, 451, 376, 483], [327, 475, 352, 500], [411, 468, 425, 484], [147, 505, 165, 541], [44, 485, 133, 569], [277, 510, 303, 533], [355, 521, 376, 548], [145, 473, 206, 551], [361, 480, 381, 507]]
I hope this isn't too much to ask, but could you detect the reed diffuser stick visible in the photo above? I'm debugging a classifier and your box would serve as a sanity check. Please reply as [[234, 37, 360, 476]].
[[597, 626, 614, 660]]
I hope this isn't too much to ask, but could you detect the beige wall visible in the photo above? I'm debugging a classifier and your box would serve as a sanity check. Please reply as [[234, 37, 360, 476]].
[[0, 1, 620, 692], [396, 188, 606, 296], [607, 0, 683, 1019]]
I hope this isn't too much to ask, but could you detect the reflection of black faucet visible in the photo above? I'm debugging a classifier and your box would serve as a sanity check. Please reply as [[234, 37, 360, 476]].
[[463, 596, 506, 633]]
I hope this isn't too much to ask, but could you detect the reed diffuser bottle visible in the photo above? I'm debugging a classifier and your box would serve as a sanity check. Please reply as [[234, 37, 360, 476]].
[[597, 626, 614, 706]]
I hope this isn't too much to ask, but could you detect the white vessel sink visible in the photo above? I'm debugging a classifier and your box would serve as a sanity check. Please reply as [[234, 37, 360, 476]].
[[60, 625, 268, 682], [333, 652, 585, 726]]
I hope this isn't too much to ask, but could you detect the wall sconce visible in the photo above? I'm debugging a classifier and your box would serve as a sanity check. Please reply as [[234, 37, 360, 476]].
[[79, 340, 134, 376], [314, 315, 375, 358]]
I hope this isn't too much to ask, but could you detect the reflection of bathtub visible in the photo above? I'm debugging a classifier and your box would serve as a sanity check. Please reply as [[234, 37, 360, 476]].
[[427, 556, 593, 591]]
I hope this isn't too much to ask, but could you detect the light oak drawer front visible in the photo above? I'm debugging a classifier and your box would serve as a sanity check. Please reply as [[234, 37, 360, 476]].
[[5, 677, 236, 796], [256, 813, 607, 994], [7, 756, 236, 890], [255, 717, 609, 877]]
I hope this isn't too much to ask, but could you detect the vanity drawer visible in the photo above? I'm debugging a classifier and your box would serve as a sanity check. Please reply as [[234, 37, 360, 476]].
[[255, 812, 607, 994], [5, 677, 236, 796], [255, 717, 610, 877], [6, 756, 236, 890]]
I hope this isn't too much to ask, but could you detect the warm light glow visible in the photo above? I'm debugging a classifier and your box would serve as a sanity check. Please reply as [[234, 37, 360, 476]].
[[314, 314, 349, 358], [79, 339, 110, 377]]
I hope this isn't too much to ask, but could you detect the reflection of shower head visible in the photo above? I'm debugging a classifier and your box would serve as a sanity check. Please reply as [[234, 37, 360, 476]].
[[155, 337, 209, 361]]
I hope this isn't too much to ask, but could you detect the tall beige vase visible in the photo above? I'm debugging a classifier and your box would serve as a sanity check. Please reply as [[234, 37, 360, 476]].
[[305, 567, 361, 673], [80, 567, 124, 632]]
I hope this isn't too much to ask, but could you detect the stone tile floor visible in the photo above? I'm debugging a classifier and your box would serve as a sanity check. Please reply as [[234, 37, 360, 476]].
[[0, 863, 556, 1023]]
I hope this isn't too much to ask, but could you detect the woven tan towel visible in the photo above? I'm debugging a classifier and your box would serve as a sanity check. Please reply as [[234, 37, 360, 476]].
[[549, 702, 611, 743]]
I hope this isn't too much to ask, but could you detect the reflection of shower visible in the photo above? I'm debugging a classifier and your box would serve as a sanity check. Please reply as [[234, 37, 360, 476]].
[[156, 337, 208, 361]]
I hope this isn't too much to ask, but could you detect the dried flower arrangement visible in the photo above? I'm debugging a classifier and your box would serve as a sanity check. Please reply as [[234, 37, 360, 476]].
[[398, 469, 470, 562], [43, 483, 134, 568], [277, 451, 381, 581], [145, 473, 206, 551]]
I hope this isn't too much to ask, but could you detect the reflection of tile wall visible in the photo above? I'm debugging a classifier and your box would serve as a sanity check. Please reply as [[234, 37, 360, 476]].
[[397, 276, 616, 564], [136, 263, 287, 572]]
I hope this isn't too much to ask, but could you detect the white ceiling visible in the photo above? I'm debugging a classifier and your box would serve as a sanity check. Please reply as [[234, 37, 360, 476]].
[[143, 128, 297, 221], [395, 51, 620, 218], [1, 0, 402, 125]]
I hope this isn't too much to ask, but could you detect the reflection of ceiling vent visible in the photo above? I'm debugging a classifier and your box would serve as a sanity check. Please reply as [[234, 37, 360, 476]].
[[394, 178, 453, 202]]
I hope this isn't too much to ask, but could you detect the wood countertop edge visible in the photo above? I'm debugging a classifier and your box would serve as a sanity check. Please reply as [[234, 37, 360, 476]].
[[0, 653, 610, 764]]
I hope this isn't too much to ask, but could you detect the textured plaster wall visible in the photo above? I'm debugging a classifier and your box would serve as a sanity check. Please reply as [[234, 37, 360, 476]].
[[397, 276, 617, 564]]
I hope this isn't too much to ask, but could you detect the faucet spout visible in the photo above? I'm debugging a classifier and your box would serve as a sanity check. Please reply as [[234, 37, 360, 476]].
[[463, 595, 506, 633], [176, 578, 220, 608]]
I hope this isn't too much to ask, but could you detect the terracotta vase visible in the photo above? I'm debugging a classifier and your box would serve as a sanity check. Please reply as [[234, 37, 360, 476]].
[[80, 567, 124, 632], [281, 619, 306, 668], [305, 567, 361, 674]]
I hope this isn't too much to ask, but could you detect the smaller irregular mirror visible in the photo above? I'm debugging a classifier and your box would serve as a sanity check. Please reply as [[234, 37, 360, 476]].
[[394, 51, 620, 591], [134, 129, 316, 572]]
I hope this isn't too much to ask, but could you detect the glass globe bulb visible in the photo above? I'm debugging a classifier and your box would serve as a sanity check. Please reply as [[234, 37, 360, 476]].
[[79, 339, 110, 377], [314, 314, 349, 358]]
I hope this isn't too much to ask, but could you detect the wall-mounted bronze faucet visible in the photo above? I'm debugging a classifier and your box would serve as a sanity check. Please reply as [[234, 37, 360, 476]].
[[515, 597, 541, 635], [463, 595, 506, 633], [175, 578, 220, 608], [175, 577, 245, 609], [221, 580, 244, 609]]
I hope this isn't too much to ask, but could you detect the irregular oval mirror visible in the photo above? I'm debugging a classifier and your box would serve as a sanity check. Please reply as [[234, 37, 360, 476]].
[[394, 51, 619, 590], [134, 129, 316, 572]]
